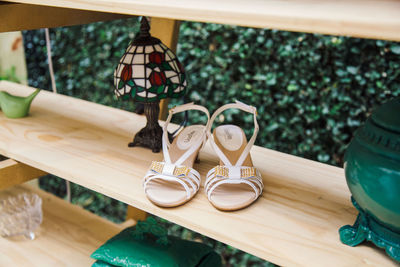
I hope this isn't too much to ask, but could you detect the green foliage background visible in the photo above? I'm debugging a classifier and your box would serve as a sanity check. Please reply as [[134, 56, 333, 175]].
[[21, 17, 400, 266]]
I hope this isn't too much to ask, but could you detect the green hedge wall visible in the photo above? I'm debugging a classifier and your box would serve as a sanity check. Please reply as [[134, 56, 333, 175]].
[[177, 25, 400, 166], [23, 18, 400, 167]]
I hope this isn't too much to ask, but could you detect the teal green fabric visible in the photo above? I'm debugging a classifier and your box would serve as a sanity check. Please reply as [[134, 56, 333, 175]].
[[91, 227, 221, 267], [92, 260, 114, 267]]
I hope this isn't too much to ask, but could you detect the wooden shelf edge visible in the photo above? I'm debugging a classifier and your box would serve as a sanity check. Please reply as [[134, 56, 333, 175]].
[[0, 158, 47, 190], [0, 2, 132, 32], [0, 81, 397, 267], [3, 0, 400, 41], [0, 184, 131, 266]]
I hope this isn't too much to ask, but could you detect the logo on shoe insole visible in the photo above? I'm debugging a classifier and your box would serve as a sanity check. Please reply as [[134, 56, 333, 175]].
[[177, 125, 204, 150], [215, 125, 243, 151], [184, 131, 196, 143], [223, 128, 233, 140]]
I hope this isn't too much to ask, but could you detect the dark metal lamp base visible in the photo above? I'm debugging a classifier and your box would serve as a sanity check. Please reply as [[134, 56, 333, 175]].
[[129, 123, 163, 153]]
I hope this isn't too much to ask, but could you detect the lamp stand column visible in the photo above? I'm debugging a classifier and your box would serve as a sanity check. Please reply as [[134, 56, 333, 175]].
[[129, 101, 163, 153]]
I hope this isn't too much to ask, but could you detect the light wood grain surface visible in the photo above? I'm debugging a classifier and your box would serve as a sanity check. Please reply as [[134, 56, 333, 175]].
[[0, 81, 397, 266], [0, 2, 131, 32], [3, 0, 400, 41], [0, 184, 129, 266], [0, 31, 28, 83], [0, 158, 46, 190]]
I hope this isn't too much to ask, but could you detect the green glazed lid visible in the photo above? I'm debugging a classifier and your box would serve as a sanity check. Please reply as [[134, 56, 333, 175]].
[[354, 97, 400, 160], [371, 97, 400, 133]]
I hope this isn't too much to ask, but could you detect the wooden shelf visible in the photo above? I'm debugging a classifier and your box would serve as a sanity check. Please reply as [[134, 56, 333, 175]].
[[0, 158, 47, 190], [0, 184, 131, 266], [0, 2, 131, 32], [0, 81, 397, 266], [4, 0, 400, 41]]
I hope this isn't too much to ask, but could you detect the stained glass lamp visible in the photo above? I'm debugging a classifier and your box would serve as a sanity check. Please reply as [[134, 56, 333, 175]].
[[114, 17, 187, 152]]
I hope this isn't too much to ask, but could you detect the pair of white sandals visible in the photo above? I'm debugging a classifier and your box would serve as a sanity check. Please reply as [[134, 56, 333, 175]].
[[143, 101, 263, 211]]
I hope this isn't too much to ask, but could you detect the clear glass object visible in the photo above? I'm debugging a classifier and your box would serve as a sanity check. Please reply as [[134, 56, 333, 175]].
[[0, 192, 42, 240]]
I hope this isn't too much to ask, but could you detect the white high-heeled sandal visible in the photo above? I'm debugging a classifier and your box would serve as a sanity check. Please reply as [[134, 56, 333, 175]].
[[143, 103, 209, 207], [205, 101, 263, 211]]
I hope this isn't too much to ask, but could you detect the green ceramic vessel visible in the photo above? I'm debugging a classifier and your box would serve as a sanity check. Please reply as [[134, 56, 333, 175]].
[[340, 97, 400, 261], [0, 89, 40, 118]]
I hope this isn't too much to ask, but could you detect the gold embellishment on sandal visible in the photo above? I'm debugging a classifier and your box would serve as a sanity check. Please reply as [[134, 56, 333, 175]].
[[215, 166, 229, 178], [174, 166, 190, 177], [241, 167, 256, 178], [215, 166, 256, 179], [150, 161, 164, 173], [150, 161, 190, 177]]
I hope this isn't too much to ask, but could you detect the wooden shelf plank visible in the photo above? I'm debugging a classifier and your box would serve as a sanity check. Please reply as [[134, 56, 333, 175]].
[[0, 158, 47, 190], [0, 81, 397, 266], [0, 2, 131, 32], [3, 0, 400, 41], [0, 184, 130, 266]]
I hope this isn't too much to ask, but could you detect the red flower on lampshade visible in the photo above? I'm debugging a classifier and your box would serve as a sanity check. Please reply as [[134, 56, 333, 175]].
[[149, 71, 167, 86], [121, 65, 132, 82], [149, 52, 165, 65]]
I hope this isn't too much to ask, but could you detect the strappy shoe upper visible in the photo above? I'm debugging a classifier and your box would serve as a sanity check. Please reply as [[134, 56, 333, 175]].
[[143, 103, 209, 207], [205, 101, 263, 210]]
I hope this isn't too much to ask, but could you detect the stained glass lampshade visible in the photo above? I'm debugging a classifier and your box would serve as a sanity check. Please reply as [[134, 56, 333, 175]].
[[114, 17, 187, 152]]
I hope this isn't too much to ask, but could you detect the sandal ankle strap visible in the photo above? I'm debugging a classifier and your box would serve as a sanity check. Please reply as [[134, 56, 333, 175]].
[[162, 102, 210, 165], [206, 100, 259, 166]]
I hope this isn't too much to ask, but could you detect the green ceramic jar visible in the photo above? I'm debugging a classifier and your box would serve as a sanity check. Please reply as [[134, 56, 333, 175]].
[[340, 97, 400, 261]]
